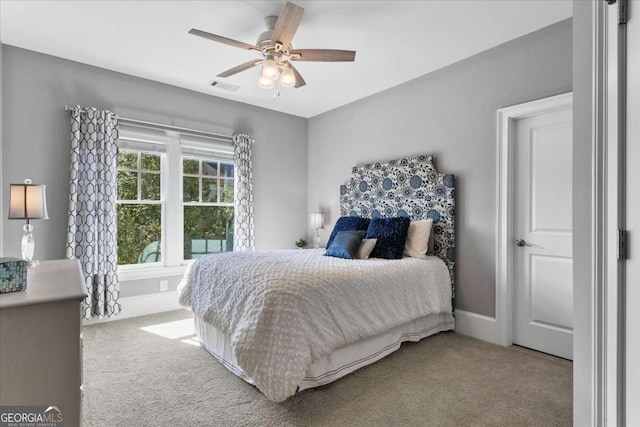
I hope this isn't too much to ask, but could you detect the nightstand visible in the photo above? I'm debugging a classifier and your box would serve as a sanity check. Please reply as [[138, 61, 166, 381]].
[[0, 259, 87, 426]]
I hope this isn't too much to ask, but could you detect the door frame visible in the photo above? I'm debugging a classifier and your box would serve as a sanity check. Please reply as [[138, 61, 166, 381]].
[[624, 0, 639, 423], [495, 92, 573, 347]]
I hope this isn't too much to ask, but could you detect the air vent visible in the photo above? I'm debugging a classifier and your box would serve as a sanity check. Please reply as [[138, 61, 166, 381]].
[[209, 80, 240, 92]]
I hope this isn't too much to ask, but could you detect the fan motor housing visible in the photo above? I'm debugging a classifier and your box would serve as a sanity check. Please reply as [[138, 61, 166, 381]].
[[256, 16, 276, 47], [256, 16, 292, 52]]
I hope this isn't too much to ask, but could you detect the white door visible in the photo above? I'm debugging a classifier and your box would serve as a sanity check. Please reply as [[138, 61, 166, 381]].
[[513, 106, 573, 360]]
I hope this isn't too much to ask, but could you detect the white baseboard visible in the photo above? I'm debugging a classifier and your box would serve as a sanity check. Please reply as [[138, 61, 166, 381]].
[[454, 309, 497, 344], [83, 290, 181, 325]]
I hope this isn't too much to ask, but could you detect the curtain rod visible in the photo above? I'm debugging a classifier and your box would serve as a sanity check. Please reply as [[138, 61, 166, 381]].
[[64, 105, 233, 143]]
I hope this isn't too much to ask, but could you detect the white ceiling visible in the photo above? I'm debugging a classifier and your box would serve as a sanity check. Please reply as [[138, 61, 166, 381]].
[[0, 1, 572, 118]]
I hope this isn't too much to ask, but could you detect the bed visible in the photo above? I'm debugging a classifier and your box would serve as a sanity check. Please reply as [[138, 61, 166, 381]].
[[178, 154, 456, 402]]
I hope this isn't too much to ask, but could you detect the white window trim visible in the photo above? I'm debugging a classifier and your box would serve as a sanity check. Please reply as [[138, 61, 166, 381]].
[[164, 132, 184, 269], [118, 264, 190, 281]]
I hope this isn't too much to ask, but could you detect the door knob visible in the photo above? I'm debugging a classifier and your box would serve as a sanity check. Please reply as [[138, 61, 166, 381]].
[[515, 239, 531, 247]]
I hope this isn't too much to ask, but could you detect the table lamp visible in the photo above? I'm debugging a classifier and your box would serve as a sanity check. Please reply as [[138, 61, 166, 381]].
[[310, 212, 325, 249], [8, 179, 49, 266]]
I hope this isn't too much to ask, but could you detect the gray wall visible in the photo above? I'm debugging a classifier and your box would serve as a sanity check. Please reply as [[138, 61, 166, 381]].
[[307, 20, 572, 317], [1, 46, 308, 294]]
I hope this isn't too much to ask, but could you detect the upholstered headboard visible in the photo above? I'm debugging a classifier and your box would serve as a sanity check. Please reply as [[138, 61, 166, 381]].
[[339, 155, 456, 299]]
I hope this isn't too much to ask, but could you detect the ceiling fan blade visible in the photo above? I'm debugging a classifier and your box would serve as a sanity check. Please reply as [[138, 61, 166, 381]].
[[270, 2, 304, 51], [289, 49, 356, 62], [189, 28, 259, 52], [289, 63, 306, 88], [217, 59, 263, 78]]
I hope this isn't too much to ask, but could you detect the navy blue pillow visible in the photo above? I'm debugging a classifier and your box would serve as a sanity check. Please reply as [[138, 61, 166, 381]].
[[325, 216, 371, 249], [325, 230, 366, 260], [365, 217, 411, 259]]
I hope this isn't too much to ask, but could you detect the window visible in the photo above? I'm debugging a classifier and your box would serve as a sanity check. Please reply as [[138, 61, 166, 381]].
[[116, 150, 163, 266], [182, 157, 235, 259], [116, 123, 234, 271]]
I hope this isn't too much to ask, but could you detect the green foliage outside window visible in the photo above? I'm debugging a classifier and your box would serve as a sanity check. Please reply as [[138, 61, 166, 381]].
[[184, 206, 234, 259], [183, 158, 199, 174], [117, 171, 137, 200], [141, 153, 160, 171], [115, 150, 235, 266], [117, 150, 162, 265], [118, 151, 137, 169], [182, 157, 235, 259], [117, 204, 162, 264]]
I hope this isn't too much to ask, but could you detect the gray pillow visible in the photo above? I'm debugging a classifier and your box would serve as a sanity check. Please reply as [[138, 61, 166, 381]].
[[356, 238, 377, 259]]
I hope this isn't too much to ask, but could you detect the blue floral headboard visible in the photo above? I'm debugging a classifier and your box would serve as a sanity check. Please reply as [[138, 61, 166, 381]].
[[339, 155, 456, 299]]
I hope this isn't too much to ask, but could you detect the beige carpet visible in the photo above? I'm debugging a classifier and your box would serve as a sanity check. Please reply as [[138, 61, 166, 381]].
[[82, 309, 572, 427]]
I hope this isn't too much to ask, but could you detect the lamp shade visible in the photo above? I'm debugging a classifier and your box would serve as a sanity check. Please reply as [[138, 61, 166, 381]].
[[8, 180, 49, 220], [310, 212, 325, 229], [280, 66, 296, 88], [262, 56, 279, 81], [258, 74, 274, 89]]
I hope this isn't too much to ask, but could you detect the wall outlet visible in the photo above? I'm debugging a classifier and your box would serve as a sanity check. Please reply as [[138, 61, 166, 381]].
[[159, 280, 168, 292]]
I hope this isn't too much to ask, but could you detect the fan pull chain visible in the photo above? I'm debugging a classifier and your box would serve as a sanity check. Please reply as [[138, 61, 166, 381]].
[[273, 78, 281, 100]]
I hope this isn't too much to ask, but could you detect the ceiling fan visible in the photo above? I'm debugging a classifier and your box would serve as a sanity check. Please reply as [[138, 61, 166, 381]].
[[189, 1, 356, 90]]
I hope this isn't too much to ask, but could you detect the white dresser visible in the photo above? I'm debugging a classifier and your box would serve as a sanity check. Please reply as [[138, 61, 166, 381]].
[[0, 259, 87, 426]]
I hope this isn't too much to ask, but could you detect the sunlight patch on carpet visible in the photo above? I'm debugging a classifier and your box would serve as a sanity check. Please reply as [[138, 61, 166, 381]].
[[180, 337, 202, 346], [140, 318, 197, 342]]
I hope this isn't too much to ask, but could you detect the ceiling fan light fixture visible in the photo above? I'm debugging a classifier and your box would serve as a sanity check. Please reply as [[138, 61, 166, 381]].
[[262, 56, 280, 81], [189, 2, 356, 93], [258, 74, 274, 89], [280, 65, 296, 87]]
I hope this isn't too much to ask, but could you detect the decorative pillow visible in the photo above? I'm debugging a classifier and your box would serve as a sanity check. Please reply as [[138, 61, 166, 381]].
[[365, 217, 411, 259], [404, 219, 434, 259], [356, 238, 377, 260], [325, 216, 371, 249], [325, 230, 366, 260]]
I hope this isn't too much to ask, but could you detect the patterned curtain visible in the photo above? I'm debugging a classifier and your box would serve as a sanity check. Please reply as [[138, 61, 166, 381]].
[[232, 134, 255, 251], [66, 106, 121, 319]]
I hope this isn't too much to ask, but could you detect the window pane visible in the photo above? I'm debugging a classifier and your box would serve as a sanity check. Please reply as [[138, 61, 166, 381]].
[[221, 179, 234, 203], [117, 204, 161, 265], [183, 176, 199, 202], [202, 161, 218, 176], [183, 206, 234, 259], [118, 151, 138, 169], [183, 158, 199, 174], [202, 178, 218, 202], [141, 153, 160, 171], [117, 171, 138, 200], [220, 163, 234, 178], [141, 173, 161, 200]]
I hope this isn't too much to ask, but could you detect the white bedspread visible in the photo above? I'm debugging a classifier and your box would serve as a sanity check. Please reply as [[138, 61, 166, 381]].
[[177, 248, 452, 402]]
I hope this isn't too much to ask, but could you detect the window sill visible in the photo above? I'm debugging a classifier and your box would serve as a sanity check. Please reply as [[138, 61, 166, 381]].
[[118, 264, 191, 281]]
